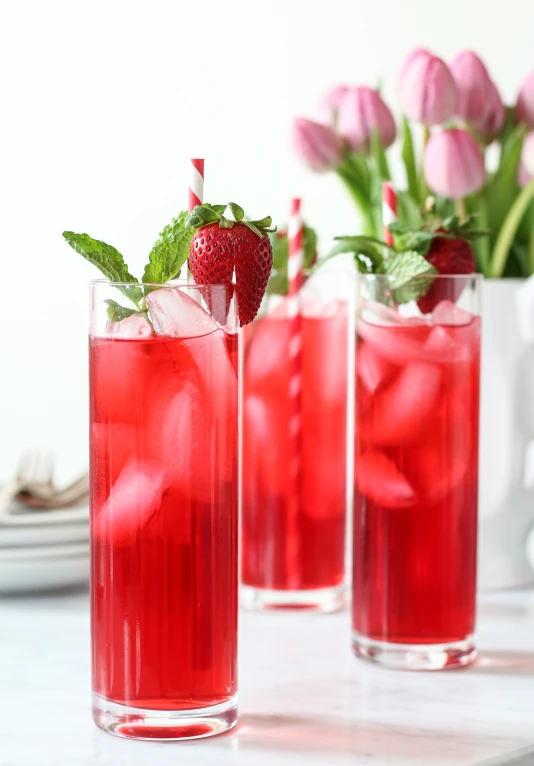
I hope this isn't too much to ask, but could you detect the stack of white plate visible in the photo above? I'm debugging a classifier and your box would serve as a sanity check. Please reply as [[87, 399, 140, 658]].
[[0, 501, 89, 594]]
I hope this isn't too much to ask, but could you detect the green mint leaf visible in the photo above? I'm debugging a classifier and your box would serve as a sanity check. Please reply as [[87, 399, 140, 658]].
[[395, 229, 437, 255], [381, 250, 437, 303], [303, 225, 318, 268], [329, 236, 384, 268], [388, 221, 410, 236], [266, 270, 288, 296], [142, 211, 194, 283], [62, 231, 142, 305], [355, 254, 372, 273], [105, 299, 145, 322], [210, 204, 227, 215], [270, 232, 289, 270], [228, 202, 244, 222]]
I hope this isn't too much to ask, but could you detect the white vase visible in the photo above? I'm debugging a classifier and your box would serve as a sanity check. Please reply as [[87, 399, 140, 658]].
[[478, 279, 534, 589]]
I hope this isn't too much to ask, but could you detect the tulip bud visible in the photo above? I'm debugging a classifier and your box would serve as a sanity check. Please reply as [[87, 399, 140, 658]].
[[292, 117, 343, 173], [521, 131, 534, 177], [315, 85, 349, 127], [517, 71, 534, 128], [398, 48, 457, 126], [337, 86, 396, 153], [475, 79, 506, 140], [424, 128, 486, 199], [450, 51, 494, 125]]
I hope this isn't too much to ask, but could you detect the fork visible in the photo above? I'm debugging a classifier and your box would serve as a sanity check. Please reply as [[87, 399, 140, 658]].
[[0, 451, 56, 519]]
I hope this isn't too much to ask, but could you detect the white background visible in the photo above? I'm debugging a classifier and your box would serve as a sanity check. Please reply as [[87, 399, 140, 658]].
[[0, 0, 532, 483]]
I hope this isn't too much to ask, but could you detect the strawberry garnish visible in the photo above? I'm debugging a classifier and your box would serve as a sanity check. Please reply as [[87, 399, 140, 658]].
[[186, 203, 275, 326], [417, 231, 476, 314]]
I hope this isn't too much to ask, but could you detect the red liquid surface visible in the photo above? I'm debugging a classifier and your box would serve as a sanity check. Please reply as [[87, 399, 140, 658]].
[[90, 329, 238, 710], [241, 303, 348, 591], [353, 314, 480, 644]]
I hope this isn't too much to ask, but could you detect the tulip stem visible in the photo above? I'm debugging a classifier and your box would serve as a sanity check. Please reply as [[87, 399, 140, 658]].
[[490, 177, 534, 278], [336, 168, 375, 236], [529, 202, 534, 275], [455, 198, 467, 222], [419, 125, 431, 204]]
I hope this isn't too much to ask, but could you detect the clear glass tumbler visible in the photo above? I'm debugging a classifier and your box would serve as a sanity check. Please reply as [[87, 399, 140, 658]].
[[352, 274, 482, 670], [90, 281, 238, 739], [240, 271, 352, 613]]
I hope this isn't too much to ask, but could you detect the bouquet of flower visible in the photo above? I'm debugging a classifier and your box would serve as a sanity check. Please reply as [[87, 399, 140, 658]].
[[292, 49, 534, 278]]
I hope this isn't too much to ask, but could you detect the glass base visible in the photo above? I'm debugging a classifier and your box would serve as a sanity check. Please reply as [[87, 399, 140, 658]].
[[92, 692, 238, 740], [241, 583, 345, 613], [352, 632, 477, 670]]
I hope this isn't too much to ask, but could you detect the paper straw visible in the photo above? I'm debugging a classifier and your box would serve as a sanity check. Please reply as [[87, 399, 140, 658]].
[[188, 158, 204, 284], [382, 181, 397, 246], [188, 158, 204, 212], [286, 197, 304, 588]]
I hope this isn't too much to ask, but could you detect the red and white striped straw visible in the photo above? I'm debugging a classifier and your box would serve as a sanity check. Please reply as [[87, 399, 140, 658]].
[[188, 158, 204, 284], [188, 158, 204, 212], [382, 181, 397, 246], [287, 197, 304, 587]]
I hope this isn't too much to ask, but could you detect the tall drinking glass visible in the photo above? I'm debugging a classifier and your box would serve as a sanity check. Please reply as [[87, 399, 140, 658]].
[[90, 281, 238, 739], [241, 272, 352, 612], [352, 274, 482, 670]]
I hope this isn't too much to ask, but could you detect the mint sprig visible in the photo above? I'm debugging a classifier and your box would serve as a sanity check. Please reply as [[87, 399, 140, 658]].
[[64, 201, 276, 321], [62, 232, 143, 307], [143, 211, 194, 284], [320, 234, 437, 305], [105, 299, 147, 322], [380, 251, 437, 303]]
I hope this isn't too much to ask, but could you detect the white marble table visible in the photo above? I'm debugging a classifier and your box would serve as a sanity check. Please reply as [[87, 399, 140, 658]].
[[1, 588, 534, 766]]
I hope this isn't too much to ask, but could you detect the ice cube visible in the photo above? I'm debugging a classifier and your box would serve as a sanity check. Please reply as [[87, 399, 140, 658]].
[[105, 315, 152, 338], [361, 360, 442, 445], [515, 275, 534, 343], [358, 317, 430, 366], [146, 287, 219, 338], [431, 300, 473, 327], [147, 374, 236, 503], [424, 326, 472, 363], [95, 458, 168, 544], [361, 301, 405, 326], [357, 341, 396, 394], [355, 451, 415, 509]]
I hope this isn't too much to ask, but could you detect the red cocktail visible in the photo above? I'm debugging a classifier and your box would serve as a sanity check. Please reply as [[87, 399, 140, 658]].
[[241, 291, 349, 612], [352, 275, 481, 670], [90, 283, 238, 738]]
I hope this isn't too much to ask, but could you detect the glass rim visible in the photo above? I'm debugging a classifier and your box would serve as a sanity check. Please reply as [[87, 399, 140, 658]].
[[90, 279, 230, 289], [356, 273, 484, 282]]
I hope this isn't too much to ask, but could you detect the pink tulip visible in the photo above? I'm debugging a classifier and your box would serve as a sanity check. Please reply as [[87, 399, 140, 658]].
[[521, 131, 534, 177], [315, 85, 349, 127], [475, 79, 506, 139], [517, 71, 534, 128], [450, 51, 494, 125], [292, 117, 343, 173], [424, 128, 486, 199], [337, 86, 396, 153], [398, 48, 457, 126]]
